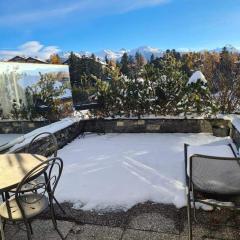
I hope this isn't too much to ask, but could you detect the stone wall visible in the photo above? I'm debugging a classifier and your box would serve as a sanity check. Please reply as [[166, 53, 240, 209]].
[[0, 122, 80, 153], [78, 118, 231, 134], [2, 118, 239, 154], [0, 120, 47, 134], [2, 122, 80, 154]]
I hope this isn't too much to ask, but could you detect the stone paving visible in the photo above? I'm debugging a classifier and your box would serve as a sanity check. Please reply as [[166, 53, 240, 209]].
[[3, 202, 240, 240]]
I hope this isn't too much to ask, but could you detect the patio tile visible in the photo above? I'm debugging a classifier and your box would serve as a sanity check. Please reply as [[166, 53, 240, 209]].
[[122, 229, 179, 240], [4, 220, 75, 240], [127, 212, 179, 234], [180, 222, 240, 240], [179, 235, 217, 240], [66, 224, 123, 240], [179, 208, 240, 240]]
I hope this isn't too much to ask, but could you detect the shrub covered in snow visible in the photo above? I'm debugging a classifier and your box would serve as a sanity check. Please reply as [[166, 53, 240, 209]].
[[72, 48, 240, 118], [96, 53, 188, 118], [178, 74, 219, 116]]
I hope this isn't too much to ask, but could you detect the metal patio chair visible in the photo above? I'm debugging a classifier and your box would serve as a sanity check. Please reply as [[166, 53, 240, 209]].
[[8, 132, 65, 214], [0, 157, 64, 240], [184, 143, 240, 240], [27, 132, 58, 157]]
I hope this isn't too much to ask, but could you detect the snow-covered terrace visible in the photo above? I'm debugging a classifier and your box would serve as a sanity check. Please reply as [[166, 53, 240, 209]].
[[1, 115, 240, 211], [56, 132, 234, 211]]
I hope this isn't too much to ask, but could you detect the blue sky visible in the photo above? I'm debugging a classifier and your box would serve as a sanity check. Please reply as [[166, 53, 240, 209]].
[[0, 0, 240, 58]]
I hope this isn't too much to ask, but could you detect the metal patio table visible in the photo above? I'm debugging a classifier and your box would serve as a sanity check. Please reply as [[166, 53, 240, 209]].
[[0, 153, 47, 194]]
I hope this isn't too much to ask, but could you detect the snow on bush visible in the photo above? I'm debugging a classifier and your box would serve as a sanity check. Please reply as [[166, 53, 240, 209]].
[[188, 71, 207, 85]]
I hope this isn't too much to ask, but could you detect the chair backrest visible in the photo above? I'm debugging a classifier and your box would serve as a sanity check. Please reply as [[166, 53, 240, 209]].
[[190, 154, 240, 195], [15, 157, 63, 220], [27, 132, 58, 157]]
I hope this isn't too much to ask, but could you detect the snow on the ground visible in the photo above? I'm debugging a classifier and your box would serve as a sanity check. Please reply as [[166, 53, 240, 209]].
[[0, 134, 22, 146], [5, 117, 79, 152], [188, 71, 207, 85], [56, 133, 232, 211]]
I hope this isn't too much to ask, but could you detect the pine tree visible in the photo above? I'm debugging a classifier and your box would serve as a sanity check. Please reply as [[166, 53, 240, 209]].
[[179, 77, 218, 116], [120, 53, 130, 76], [135, 52, 145, 70], [105, 55, 109, 64], [91, 53, 96, 61], [150, 54, 155, 64], [213, 48, 240, 113], [96, 66, 126, 117], [68, 52, 80, 88], [152, 52, 187, 115]]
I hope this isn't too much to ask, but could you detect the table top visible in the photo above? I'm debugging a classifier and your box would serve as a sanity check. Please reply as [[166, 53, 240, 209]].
[[0, 153, 47, 191]]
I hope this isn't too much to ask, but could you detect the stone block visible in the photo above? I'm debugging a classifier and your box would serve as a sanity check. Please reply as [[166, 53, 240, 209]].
[[116, 121, 124, 127], [146, 124, 160, 131], [137, 120, 145, 125], [28, 123, 35, 128]]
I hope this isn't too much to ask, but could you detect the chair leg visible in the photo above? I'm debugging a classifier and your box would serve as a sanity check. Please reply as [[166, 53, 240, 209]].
[[29, 222, 33, 235], [49, 199, 64, 240], [2, 219, 6, 230], [0, 217, 5, 240], [22, 219, 32, 240], [53, 196, 65, 214], [187, 190, 193, 240]]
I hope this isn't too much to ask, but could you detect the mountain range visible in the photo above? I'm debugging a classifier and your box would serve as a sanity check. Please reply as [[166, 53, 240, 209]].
[[59, 44, 240, 62]]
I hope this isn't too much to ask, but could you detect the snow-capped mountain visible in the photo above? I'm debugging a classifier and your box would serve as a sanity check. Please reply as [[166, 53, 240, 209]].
[[95, 48, 127, 60], [212, 44, 240, 53], [59, 51, 89, 61], [58, 44, 240, 63], [59, 45, 164, 62], [2, 44, 239, 62], [129, 46, 164, 59]]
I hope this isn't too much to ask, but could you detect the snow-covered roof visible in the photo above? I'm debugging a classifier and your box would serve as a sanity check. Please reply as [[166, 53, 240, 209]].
[[188, 71, 207, 85]]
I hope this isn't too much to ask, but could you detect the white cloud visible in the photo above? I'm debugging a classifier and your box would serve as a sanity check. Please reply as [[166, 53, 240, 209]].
[[19, 41, 44, 53], [0, 0, 169, 25], [0, 41, 60, 60]]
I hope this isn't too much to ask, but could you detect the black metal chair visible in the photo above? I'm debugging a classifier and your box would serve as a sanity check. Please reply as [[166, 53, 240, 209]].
[[0, 157, 64, 240], [9, 132, 65, 214], [184, 143, 240, 240], [27, 132, 58, 157]]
